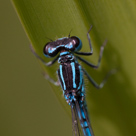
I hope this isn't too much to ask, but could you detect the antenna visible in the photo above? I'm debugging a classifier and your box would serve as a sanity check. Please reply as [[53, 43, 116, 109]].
[[45, 36, 53, 42], [68, 29, 73, 37]]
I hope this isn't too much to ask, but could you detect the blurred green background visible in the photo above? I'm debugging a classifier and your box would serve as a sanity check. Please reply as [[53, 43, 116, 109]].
[[1, 0, 136, 136], [0, 1, 71, 136]]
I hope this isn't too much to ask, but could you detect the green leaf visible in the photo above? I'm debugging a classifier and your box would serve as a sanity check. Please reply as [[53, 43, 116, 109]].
[[12, 0, 136, 136]]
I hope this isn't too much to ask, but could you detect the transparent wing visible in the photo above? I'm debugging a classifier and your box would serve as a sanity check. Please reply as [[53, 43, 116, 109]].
[[71, 104, 83, 136]]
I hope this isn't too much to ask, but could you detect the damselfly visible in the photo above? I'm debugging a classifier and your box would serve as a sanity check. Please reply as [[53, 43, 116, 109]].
[[30, 26, 115, 136]]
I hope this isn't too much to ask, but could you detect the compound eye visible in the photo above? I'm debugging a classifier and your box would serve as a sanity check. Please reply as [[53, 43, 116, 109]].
[[43, 42, 59, 57], [71, 36, 82, 51]]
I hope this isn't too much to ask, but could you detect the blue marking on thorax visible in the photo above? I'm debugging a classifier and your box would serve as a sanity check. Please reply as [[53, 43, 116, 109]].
[[60, 51, 70, 56], [60, 65, 66, 90], [77, 65, 83, 90], [58, 37, 67, 40], [71, 62, 76, 88], [57, 71, 63, 90], [81, 80, 85, 94]]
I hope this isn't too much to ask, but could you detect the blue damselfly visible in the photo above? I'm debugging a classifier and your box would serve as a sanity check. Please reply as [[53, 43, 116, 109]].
[[30, 26, 115, 136]]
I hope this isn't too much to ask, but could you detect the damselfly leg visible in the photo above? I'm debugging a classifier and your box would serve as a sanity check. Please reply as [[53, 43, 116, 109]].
[[75, 39, 107, 69], [30, 44, 59, 66], [82, 68, 117, 89], [30, 44, 60, 86], [75, 25, 93, 55]]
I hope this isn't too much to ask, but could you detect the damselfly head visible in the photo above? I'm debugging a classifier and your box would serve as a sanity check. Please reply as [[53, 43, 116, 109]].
[[43, 36, 82, 58]]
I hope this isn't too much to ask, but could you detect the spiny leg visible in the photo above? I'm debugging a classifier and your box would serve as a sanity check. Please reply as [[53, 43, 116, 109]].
[[42, 71, 60, 86], [75, 25, 108, 69], [75, 25, 93, 55], [82, 68, 117, 89], [30, 44, 60, 85], [75, 38, 106, 69], [30, 44, 59, 66]]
